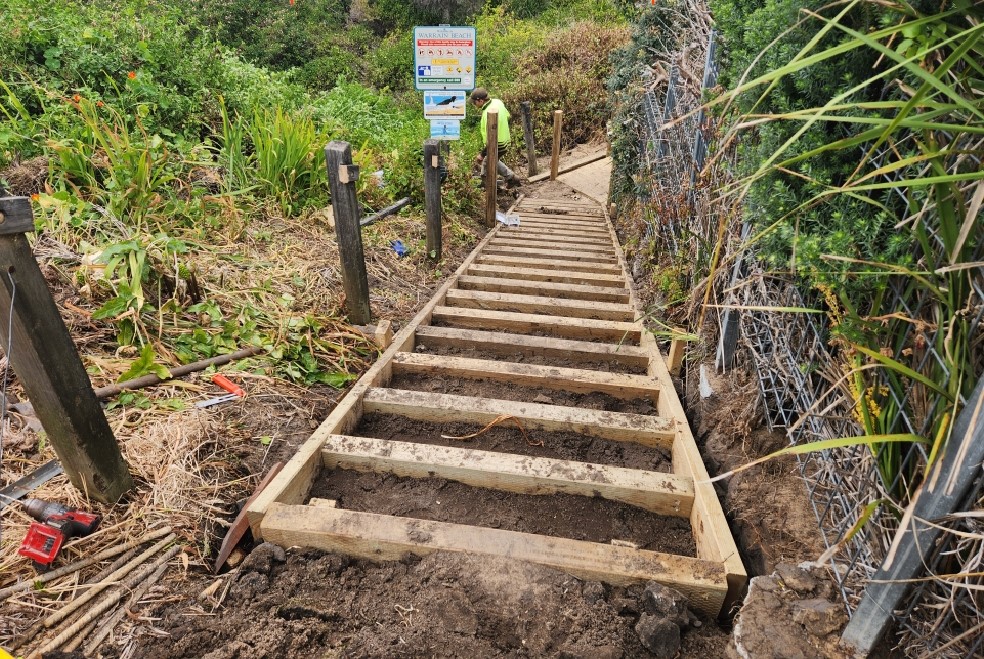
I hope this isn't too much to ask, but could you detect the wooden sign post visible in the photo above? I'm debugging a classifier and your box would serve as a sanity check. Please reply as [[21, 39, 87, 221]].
[[485, 110, 499, 228], [325, 141, 371, 325], [520, 102, 538, 177], [550, 110, 564, 180], [0, 196, 132, 502], [423, 139, 443, 261]]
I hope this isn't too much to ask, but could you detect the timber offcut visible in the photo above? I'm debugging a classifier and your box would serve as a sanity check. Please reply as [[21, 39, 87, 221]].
[[246, 190, 747, 616]]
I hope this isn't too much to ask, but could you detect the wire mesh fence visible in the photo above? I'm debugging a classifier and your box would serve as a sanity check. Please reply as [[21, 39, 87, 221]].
[[624, 23, 984, 658]]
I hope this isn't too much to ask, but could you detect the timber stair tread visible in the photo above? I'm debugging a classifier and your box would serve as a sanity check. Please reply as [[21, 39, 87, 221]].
[[320, 434, 694, 516], [430, 306, 641, 341], [246, 189, 747, 618]]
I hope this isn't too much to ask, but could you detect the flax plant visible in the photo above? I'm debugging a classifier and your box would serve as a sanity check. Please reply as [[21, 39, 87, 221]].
[[708, 2, 983, 497], [248, 105, 326, 216]]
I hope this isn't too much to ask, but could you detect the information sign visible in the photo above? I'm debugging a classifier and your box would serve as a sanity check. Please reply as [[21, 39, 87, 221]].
[[430, 119, 461, 140], [424, 91, 468, 120], [414, 26, 476, 91]]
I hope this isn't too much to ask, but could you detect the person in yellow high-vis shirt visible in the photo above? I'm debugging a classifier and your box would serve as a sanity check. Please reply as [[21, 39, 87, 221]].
[[470, 88, 520, 189]]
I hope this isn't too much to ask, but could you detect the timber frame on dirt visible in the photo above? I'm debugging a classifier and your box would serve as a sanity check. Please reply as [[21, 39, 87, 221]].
[[246, 192, 746, 617]]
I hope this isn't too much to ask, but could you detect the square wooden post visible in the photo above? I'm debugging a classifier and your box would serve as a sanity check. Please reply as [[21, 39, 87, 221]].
[[0, 196, 132, 502]]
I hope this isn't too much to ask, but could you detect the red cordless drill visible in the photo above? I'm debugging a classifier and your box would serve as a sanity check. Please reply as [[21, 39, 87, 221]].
[[17, 499, 101, 568]]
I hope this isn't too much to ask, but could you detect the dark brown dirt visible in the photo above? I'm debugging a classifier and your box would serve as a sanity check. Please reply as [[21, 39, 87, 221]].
[[687, 368, 825, 578], [312, 468, 696, 556], [116, 547, 730, 659], [418, 343, 645, 374], [356, 412, 673, 473], [388, 372, 658, 415]]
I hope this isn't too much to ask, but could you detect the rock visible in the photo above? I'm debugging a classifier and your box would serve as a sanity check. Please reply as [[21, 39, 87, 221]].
[[610, 597, 638, 615], [240, 542, 283, 575], [581, 581, 605, 605], [699, 364, 714, 398], [229, 571, 269, 601], [776, 564, 818, 594], [532, 394, 554, 404], [640, 582, 689, 628], [415, 344, 428, 352], [635, 614, 680, 658], [791, 598, 849, 636]]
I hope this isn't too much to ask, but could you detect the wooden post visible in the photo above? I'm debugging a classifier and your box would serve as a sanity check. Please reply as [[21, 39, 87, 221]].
[[0, 196, 132, 502], [550, 110, 563, 180], [842, 377, 984, 655], [667, 328, 686, 376], [423, 139, 442, 261], [520, 101, 538, 177], [325, 141, 370, 325], [485, 110, 499, 229]]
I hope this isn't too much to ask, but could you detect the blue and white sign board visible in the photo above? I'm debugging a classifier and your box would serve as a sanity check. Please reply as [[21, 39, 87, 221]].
[[424, 91, 467, 120], [414, 26, 476, 91], [430, 119, 461, 140]]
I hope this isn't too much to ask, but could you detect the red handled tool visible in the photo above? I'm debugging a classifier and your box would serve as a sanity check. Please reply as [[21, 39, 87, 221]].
[[17, 498, 101, 568], [196, 374, 246, 408]]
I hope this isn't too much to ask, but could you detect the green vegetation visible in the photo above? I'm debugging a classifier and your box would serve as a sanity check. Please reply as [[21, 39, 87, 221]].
[[709, 0, 982, 491], [0, 0, 628, 388]]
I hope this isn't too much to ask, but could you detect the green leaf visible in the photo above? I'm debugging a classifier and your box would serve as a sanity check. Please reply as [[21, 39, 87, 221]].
[[705, 434, 927, 483], [118, 344, 172, 383]]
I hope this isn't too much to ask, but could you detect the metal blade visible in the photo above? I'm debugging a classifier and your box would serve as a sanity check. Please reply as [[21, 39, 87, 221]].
[[0, 460, 63, 511]]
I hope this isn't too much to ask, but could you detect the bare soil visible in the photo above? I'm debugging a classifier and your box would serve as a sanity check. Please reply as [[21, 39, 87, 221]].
[[120, 547, 730, 659], [356, 413, 672, 474], [312, 468, 695, 554]]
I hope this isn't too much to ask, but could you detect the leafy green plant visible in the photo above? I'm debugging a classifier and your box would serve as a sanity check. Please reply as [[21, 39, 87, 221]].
[[709, 1, 983, 498], [248, 106, 327, 216]]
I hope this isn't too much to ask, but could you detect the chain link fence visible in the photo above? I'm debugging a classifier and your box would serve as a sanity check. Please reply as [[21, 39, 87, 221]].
[[621, 22, 984, 658]]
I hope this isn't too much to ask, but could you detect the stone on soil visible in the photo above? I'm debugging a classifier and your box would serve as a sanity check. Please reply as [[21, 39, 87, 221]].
[[635, 613, 681, 658]]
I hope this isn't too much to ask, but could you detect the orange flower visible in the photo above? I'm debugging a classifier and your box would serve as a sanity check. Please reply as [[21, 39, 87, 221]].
[[72, 94, 81, 102], [127, 71, 136, 79], [31, 194, 40, 201], [96, 100, 104, 107]]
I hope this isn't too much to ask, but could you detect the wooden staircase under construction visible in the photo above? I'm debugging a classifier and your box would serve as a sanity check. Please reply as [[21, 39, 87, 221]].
[[246, 192, 746, 616]]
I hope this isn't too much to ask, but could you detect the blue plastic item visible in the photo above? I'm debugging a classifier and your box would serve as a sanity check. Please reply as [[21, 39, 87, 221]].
[[390, 239, 408, 258]]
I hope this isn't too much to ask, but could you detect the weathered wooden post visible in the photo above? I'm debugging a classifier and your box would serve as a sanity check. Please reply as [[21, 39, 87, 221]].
[[423, 139, 442, 261], [550, 110, 564, 180], [0, 196, 132, 502], [325, 141, 371, 325], [485, 110, 499, 229], [520, 101, 538, 177]]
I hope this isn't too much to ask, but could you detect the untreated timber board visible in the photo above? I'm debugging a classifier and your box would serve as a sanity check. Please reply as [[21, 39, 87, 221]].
[[444, 289, 636, 321], [475, 255, 622, 275], [505, 227, 612, 240], [515, 217, 610, 229], [482, 246, 618, 264], [391, 353, 660, 403], [505, 227, 614, 241], [491, 236, 616, 252], [430, 306, 640, 342], [599, 200, 749, 610], [414, 325, 648, 369], [362, 388, 675, 449], [321, 435, 693, 517], [457, 275, 628, 303], [467, 264, 625, 287], [489, 237, 615, 254], [518, 212, 609, 223], [261, 503, 728, 616]]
